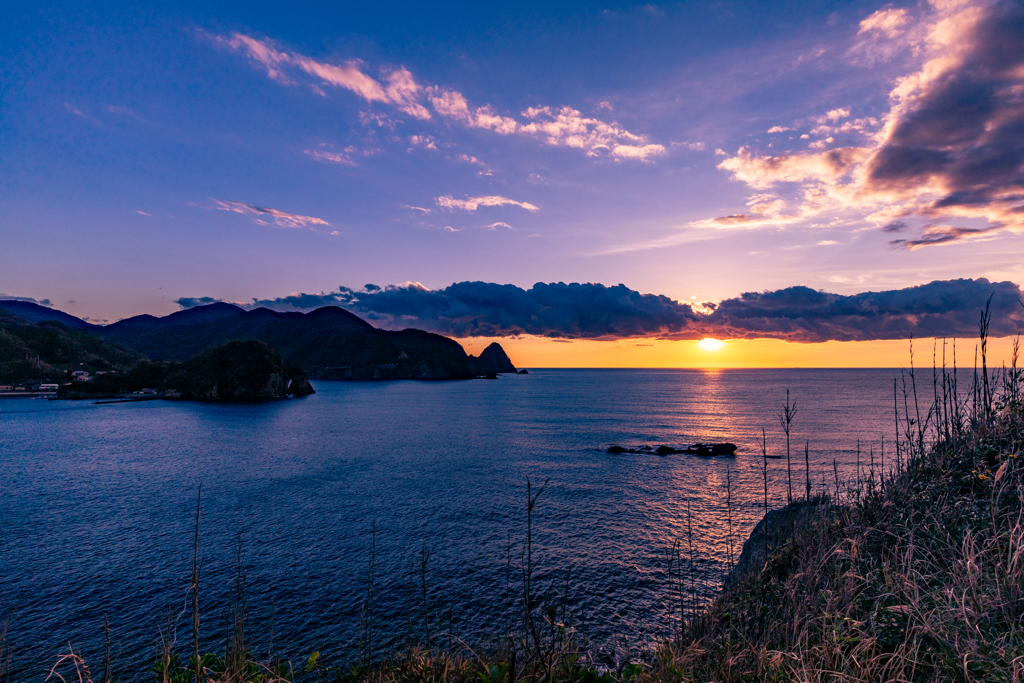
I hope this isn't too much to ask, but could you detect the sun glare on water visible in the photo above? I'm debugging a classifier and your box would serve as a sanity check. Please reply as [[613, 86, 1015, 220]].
[[697, 337, 725, 352]]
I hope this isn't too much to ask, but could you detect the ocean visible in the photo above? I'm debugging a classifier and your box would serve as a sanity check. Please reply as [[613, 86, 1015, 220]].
[[0, 369, 904, 678]]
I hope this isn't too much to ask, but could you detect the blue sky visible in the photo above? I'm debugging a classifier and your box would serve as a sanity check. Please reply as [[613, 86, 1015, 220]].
[[2, 0, 1023, 329]]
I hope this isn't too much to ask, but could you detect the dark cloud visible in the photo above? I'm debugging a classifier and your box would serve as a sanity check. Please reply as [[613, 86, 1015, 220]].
[[712, 214, 759, 225], [334, 281, 703, 339], [889, 224, 1002, 250], [179, 278, 1024, 343], [198, 282, 701, 338], [705, 278, 1024, 342], [249, 292, 352, 311], [0, 294, 52, 307], [175, 296, 223, 309], [864, 1, 1024, 236], [714, 1, 1024, 249]]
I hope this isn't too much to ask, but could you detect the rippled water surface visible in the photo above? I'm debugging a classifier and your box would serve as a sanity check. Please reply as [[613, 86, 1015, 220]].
[[1, 369, 902, 677]]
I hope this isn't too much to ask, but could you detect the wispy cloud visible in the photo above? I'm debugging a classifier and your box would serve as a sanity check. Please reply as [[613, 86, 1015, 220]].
[[303, 144, 379, 166], [304, 149, 356, 165], [106, 105, 143, 120], [436, 195, 539, 212], [210, 32, 665, 161], [709, 0, 1024, 249], [213, 32, 430, 119], [210, 199, 332, 230]]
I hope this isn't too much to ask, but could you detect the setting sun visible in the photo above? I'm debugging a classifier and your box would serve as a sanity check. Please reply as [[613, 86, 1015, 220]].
[[697, 337, 726, 352]]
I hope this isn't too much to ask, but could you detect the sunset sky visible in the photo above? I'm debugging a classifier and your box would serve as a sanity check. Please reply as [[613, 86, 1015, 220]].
[[3, 0, 1023, 366]]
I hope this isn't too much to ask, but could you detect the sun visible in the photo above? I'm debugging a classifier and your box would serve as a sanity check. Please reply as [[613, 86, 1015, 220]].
[[697, 337, 726, 352]]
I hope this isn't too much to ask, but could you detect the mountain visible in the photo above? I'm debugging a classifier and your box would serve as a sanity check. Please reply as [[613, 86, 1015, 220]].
[[0, 301, 517, 382], [99, 304, 515, 380], [0, 300, 97, 329], [0, 309, 143, 383], [105, 302, 247, 329]]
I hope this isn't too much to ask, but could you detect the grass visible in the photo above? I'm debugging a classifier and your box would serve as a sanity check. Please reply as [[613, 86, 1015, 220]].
[[656, 395, 1024, 681], [25, 306, 1024, 683]]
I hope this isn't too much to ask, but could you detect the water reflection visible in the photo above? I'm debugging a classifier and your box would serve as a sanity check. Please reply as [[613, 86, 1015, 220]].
[[0, 369, 899, 677]]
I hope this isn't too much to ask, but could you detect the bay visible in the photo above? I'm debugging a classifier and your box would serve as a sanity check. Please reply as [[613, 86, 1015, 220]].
[[0, 369, 903, 678]]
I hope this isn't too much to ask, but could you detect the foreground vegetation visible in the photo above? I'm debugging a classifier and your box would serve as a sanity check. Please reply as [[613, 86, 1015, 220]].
[[12, 311, 1024, 682], [0, 309, 142, 384]]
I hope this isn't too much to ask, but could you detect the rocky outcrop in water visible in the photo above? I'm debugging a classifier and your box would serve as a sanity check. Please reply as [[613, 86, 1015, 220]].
[[470, 342, 517, 374], [606, 443, 737, 456]]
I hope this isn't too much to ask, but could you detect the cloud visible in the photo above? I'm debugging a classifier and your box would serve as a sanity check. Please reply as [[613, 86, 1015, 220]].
[[704, 278, 1024, 342], [693, 192, 796, 229], [304, 143, 379, 165], [331, 281, 702, 339], [859, 8, 911, 39], [106, 105, 143, 120], [849, 6, 918, 64], [484, 222, 514, 230], [436, 195, 539, 212], [717, 146, 869, 189], [408, 135, 437, 150], [210, 200, 331, 229], [182, 278, 1024, 342], [213, 32, 430, 119], [888, 223, 1004, 250], [211, 32, 662, 160], [304, 149, 356, 165], [175, 296, 223, 309], [63, 102, 99, 123], [0, 295, 52, 307], [712, 0, 1024, 249]]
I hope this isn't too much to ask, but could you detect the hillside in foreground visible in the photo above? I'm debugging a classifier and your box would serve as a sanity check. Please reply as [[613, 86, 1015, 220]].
[[0, 309, 143, 384]]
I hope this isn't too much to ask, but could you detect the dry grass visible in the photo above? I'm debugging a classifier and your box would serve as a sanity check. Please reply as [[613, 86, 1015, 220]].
[[651, 397, 1024, 682]]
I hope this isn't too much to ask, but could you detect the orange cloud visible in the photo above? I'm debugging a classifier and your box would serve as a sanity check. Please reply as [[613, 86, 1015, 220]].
[[711, 0, 1024, 249], [212, 32, 664, 161], [436, 195, 539, 212]]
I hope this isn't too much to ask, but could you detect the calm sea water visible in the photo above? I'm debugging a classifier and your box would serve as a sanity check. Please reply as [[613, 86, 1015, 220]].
[[1, 369, 902, 678]]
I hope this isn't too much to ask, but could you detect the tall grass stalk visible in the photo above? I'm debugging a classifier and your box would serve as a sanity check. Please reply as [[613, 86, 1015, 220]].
[[779, 390, 796, 504]]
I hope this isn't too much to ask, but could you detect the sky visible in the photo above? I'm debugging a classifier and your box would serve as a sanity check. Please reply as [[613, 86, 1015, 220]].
[[2, 0, 1023, 366]]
